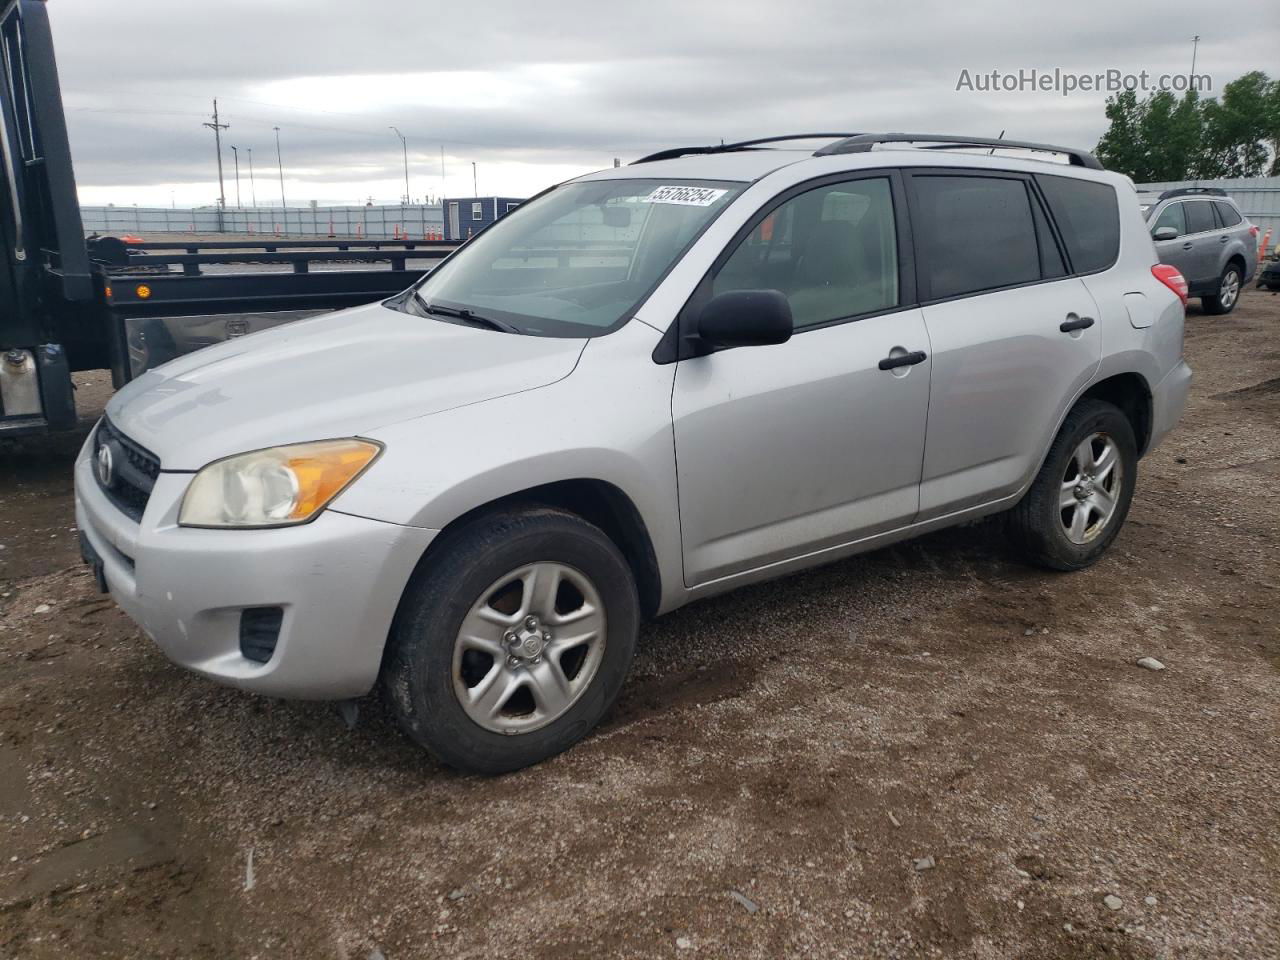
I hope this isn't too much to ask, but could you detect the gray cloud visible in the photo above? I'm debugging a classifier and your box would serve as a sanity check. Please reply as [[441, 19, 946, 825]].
[[46, 0, 1277, 205]]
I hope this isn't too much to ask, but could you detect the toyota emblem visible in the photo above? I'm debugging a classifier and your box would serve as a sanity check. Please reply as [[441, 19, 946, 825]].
[[96, 442, 114, 487]]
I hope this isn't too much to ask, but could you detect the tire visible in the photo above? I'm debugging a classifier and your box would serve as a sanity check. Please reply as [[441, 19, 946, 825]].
[[382, 505, 639, 774], [1007, 399, 1137, 571], [1201, 263, 1243, 315]]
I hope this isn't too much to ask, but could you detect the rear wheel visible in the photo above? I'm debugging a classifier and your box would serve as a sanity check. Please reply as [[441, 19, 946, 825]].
[[382, 506, 639, 774], [1007, 399, 1137, 571], [1202, 263, 1242, 314]]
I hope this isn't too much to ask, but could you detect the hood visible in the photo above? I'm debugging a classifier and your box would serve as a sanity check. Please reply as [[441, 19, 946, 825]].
[[106, 301, 586, 470]]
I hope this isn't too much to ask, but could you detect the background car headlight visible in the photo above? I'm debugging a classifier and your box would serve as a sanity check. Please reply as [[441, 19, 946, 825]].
[[178, 439, 382, 528]]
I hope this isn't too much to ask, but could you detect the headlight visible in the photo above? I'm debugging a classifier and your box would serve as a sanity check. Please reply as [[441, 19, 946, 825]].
[[179, 439, 382, 528]]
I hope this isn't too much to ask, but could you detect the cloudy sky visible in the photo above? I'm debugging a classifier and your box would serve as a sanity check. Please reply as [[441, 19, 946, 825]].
[[48, 0, 1277, 208]]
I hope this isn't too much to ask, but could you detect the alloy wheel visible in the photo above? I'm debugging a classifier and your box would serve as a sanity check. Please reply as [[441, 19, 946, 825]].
[[1060, 432, 1123, 544], [1220, 269, 1240, 310], [452, 562, 607, 734]]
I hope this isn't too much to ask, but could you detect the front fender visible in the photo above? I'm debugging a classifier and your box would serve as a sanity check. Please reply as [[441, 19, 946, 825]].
[[331, 321, 688, 613]]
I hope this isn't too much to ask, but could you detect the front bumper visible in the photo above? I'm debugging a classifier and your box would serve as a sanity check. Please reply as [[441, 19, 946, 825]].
[[74, 433, 436, 699]]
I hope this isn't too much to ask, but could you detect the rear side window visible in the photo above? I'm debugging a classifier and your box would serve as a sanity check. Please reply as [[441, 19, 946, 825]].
[[1184, 200, 1216, 234], [1036, 175, 1120, 274], [912, 175, 1040, 299], [1214, 201, 1242, 227]]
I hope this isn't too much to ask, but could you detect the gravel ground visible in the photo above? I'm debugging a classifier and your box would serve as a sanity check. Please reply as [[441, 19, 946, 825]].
[[1, 287, 1278, 959]]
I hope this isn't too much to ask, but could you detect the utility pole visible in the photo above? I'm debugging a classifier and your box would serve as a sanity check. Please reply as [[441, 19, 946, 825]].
[[440, 145, 446, 200], [472, 161, 478, 197], [202, 99, 230, 230], [273, 126, 286, 210], [1190, 35, 1200, 79], [390, 126, 410, 205], [247, 148, 257, 207], [229, 145, 241, 208]]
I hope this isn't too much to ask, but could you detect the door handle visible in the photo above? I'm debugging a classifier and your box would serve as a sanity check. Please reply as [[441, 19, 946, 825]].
[[1181, 242, 1194, 250], [1219, 236, 1229, 243], [1060, 315, 1095, 333], [878, 350, 927, 371]]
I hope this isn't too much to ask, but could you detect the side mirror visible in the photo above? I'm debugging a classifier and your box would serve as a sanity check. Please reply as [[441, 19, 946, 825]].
[[696, 290, 793, 350], [1153, 226, 1178, 241]]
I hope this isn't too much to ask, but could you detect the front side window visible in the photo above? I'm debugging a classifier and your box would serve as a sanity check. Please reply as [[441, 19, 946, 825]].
[[1184, 200, 1216, 234], [913, 175, 1040, 299], [1152, 202, 1186, 237], [713, 178, 898, 329], [410, 178, 744, 337], [1036, 175, 1119, 273]]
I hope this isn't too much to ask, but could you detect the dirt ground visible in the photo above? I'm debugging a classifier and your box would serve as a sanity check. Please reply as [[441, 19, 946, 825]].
[[1, 288, 1278, 960]]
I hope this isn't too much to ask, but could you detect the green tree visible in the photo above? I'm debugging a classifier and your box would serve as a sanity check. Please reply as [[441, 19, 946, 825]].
[[1265, 77, 1280, 176], [1199, 71, 1272, 178], [1095, 90, 1148, 178], [1094, 72, 1277, 181]]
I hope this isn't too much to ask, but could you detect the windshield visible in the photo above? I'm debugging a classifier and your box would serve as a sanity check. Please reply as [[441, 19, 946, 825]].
[[407, 178, 745, 337]]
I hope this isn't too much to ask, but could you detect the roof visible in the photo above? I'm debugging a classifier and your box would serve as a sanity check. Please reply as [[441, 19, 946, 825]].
[[576, 149, 812, 184]]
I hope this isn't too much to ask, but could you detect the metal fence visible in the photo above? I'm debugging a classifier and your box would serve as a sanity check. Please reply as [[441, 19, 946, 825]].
[[79, 204, 446, 239], [1137, 177, 1280, 245]]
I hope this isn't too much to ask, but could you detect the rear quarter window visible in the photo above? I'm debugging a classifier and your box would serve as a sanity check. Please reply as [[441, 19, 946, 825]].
[[1036, 175, 1120, 274], [1214, 201, 1243, 227]]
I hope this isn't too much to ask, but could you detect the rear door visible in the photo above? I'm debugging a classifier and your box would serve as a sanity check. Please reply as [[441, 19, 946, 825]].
[[1180, 199, 1222, 287], [906, 170, 1103, 520]]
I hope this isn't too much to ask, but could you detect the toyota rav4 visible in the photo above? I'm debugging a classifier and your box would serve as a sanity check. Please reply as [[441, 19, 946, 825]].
[[75, 133, 1193, 773]]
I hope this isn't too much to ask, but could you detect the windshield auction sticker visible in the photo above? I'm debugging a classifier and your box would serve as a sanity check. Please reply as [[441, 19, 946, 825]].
[[643, 185, 728, 206]]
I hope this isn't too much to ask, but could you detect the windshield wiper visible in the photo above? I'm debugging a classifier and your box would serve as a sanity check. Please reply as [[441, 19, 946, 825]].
[[412, 292, 519, 334]]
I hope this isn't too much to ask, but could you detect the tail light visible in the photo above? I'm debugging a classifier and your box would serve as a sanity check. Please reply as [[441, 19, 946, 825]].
[[1249, 225, 1259, 239], [1152, 264, 1188, 306]]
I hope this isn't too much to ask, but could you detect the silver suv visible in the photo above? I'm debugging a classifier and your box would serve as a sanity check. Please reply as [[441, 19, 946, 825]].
[[1139, 187, 1257, 314], [75, 133, 1192, 773]]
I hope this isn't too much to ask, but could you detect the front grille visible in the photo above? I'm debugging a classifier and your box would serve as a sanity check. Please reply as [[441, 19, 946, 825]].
[[93, 417, 161, 523]]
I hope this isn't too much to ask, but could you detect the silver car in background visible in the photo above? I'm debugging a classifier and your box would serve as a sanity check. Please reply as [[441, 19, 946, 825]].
[[75, 133, 1192, 773], [1139, 186, 1257, 314]]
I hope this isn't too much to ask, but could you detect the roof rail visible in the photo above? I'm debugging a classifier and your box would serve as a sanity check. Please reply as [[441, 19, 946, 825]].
[[632, 133, 861, 165], [1157, 186, 1227, 200], [813, 133, 1105, 170]]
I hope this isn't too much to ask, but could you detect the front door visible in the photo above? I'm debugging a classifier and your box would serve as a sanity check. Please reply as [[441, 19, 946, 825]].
[[671, 174, 932, 586]]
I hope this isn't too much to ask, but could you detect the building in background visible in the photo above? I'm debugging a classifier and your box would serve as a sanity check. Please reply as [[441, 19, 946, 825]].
[[443, 196, 524, 241]]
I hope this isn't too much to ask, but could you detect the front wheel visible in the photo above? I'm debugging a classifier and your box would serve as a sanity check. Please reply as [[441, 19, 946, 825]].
[[1007, 399, 1137, 571], [382, 506, 639, 774], [1202, 264, 1242, 315]]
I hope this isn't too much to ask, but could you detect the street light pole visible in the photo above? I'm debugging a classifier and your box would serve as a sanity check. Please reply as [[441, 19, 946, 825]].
[[247, 148, 257, 207], [390, 126, 410, 205], [229, 145, 241, 209]]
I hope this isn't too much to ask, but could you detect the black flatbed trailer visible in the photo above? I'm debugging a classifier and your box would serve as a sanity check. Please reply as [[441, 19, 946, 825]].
[[0, 0, 455, 437]]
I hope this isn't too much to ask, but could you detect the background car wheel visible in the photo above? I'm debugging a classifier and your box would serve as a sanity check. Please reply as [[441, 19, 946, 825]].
[[382, 505, 639, 774], [1007, 399, 1137, 571], [1202, 264, 1242, 315]]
